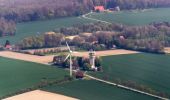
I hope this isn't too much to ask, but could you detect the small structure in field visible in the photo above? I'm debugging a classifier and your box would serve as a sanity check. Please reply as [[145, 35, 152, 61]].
[[5, 45, 12, 50], [109, 6, 121, 12], [115, 6, 120, 11], [75, 71, 84, 79], [94, 6, 105, 12], [4, 40, 12, 50]]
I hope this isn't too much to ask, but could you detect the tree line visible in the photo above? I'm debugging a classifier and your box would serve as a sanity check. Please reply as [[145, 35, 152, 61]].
[[92, 0, 170, 10], [0, 0, 92, 22], [17, 32, 64, 49], [0, 18, 16, 37], [1, 0, 170, 23], [18, 22, 170, 53]]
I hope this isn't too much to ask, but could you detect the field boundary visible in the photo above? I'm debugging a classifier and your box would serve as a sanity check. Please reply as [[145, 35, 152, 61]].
[[85, 74, 169, 100]]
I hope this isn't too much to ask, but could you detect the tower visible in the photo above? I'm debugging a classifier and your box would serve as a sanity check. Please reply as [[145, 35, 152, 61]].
[[89, 50, 96, 69]]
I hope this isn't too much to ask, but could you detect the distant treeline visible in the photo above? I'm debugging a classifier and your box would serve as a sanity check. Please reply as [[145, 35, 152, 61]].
[[106, 0, 170, 9], [0, 0, 92, 22], [1, 0, 170, 22], [0, 18, 16, 37], [18, 22, 170, 53]]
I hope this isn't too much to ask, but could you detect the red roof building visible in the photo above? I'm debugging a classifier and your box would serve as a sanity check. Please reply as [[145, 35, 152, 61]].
[[5, 44, 12, 50], [94, 6, 105, 12]]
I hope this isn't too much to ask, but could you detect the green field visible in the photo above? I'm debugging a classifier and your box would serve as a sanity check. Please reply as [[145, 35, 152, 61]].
[[87, 8, 170, 25], [0, 57, 68, 97], [43, 80, 157, 100], [0, 17, 94, 45], [89, 53, 170, 96], [1, 8, 170, 45]]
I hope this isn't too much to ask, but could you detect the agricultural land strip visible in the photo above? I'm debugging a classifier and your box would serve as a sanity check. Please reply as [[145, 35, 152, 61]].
[[0, 49, 139, 64], [3, 90, 78, 100]]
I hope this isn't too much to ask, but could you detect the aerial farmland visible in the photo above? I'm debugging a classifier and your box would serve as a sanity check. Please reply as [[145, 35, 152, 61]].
[[1, 0, 170, 100]]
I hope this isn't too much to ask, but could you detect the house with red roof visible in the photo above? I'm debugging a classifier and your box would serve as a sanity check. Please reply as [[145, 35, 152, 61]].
[[94, 6, 105, 12]]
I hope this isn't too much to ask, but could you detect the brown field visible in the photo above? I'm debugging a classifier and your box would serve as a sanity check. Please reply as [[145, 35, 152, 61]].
[[164, 47, 170, 53], [0, 51, 55, 64], [73, 49, 140, 57], [3, 90, 78, 100], [0, 49, 139, 64]]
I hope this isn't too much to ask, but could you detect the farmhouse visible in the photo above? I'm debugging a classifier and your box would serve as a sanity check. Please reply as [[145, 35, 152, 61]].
[[94, 6, 105, 12]]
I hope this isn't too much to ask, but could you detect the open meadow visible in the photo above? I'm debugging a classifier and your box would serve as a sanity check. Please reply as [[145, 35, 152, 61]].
[[89, 53, 170, 97], [43, 80, 158, 100], [0, 17, 95, 45], [0, 57, 67, 98], [87, 8, 170, 25]]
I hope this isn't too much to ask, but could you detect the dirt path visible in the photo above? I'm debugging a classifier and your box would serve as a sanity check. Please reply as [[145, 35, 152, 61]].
[[82, 12, 112, 24], [0, 49, 139, 64], [3, 90, 78, 100]]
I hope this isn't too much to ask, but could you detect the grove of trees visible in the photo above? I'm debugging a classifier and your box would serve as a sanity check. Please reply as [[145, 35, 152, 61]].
[[18, 32, 64, 49], [18, 21, 170, 53], [0, 18, 16, 37]]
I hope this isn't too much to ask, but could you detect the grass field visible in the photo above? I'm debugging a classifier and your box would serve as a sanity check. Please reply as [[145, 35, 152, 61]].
[[89, 53, 170, 96], [43, 80, 157, 100], [0, 57, 68, 98], [87, 8, 170, 25], [0, 17, 94, 45]]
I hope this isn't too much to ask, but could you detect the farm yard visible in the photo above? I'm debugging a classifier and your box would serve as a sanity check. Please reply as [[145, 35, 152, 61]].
[[0, 57, 68, 98], [42, 80, 158, 100], [89, 53, 170, 97], [0, 17, 95, 45], [86, 8, 170, 25]]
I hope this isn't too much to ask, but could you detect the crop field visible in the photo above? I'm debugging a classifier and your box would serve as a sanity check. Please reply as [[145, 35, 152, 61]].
[[87, 8, 170, 25], [89, 53, 170, 96], [43, 80, 157, 100], [0, 57, 67, 98], [0, 17, 94, 45]]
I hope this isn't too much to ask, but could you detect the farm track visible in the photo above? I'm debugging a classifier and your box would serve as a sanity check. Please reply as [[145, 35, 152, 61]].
[[85, 74, 169, 100], [82, 12, 112, 24]]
